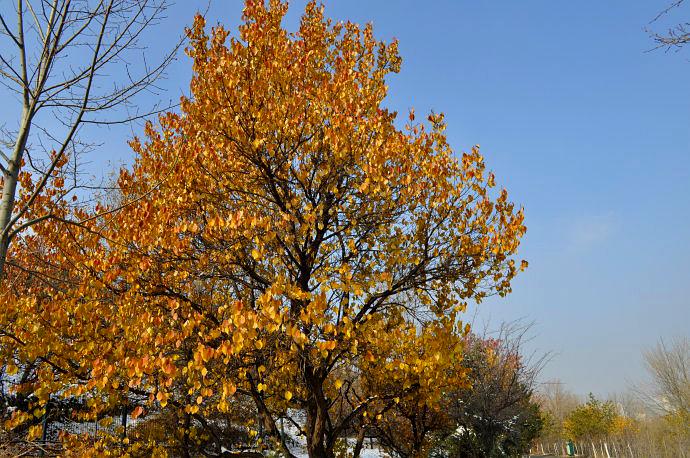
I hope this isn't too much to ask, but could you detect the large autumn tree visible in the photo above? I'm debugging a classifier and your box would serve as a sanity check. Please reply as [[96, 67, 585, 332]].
[[0, 1, 527, 457]]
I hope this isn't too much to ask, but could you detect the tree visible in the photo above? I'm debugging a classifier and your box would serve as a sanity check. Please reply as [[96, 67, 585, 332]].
[[434, 323, 545, 457], [563, 394, 618, 441], [0, 1, 527, 457], [636, 337, 690, 446], [537, 380, 580, 442], [0, 0, 180, 278], [640, 337, 690, 417], [370, 323, 545, 458], [647, 0, 690, 51]]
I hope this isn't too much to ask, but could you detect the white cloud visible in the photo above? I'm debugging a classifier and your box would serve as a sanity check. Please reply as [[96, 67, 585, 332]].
[[567, 213, 616, 251]]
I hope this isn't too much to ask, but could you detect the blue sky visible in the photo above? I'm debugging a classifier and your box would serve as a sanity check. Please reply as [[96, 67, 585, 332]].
[[3, 1, 689, 398], [166, 0, 690, 398], [159, 0, 690, 398]]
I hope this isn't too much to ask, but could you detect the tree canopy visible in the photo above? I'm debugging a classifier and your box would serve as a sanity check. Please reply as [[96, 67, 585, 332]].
[[0, 2, 526, 457]]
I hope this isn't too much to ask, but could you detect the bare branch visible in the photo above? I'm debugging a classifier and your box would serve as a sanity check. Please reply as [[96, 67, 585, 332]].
[[24, 1, 46, 42], [0, 12, 21, 47], [0, 55, 24, 86], [650, 0, 686, 24], [637, 337, 690, 416], [646, 0, 690, 51], [17, 0, 30, 98]]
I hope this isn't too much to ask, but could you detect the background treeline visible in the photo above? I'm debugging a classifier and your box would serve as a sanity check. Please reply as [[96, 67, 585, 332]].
[[535, 337, 690, 458]]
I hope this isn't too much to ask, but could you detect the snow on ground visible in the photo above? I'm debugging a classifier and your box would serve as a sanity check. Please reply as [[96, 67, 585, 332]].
[[282, 411, 386, 457], [289, 441, 384, 458]]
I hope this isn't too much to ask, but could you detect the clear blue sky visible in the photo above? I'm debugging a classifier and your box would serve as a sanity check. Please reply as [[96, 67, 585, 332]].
[[168, 0, 690, 398], [6, 1, 689, 398]]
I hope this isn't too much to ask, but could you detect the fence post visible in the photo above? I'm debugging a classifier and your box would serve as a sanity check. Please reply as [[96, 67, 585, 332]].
[[39, 400, 50, 456], [41, 402, 49, 442], [121, 405, 128, 441]]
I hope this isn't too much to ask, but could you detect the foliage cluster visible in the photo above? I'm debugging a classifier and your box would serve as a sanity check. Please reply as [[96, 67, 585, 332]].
[[562, 394, 622, 441]]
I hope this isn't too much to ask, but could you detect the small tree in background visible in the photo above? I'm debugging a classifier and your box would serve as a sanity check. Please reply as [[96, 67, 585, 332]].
[[537, 381, 580, 443], [640, 337, 690, 418], [430, 323, 545, 458], [361, 320, 468, 458], [563, 394, 618, 442], [637, 337, 690, 448]]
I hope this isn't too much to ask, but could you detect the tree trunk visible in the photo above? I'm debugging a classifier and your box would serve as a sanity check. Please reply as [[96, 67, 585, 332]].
[[0, 107, 32, 278], [305, 400, 331, 458], [352, 427, 366, 458], [182, 413, 191, 458], [248, 378, 297, 458], [304, 364, 334, 458]]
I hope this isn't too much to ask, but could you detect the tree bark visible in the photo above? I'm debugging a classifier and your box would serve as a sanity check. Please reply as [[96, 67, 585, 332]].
[[352, 427, 366, 458], [0, 107, 32, 277], [247, 376, 298, 458], [304, 364, 333, 458], [305, 399, 331, 458]]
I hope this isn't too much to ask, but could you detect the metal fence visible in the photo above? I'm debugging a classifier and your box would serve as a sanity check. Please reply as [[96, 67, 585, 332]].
[[1, 406, 163, 457], [531, 436, 689, 458]]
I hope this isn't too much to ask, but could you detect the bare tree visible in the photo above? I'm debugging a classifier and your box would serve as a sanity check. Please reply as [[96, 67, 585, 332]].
[[0, 0, 181, 277], [647, 0, 690, 51], [539, 380, 580, 426], [638, 337, 690, 416]]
